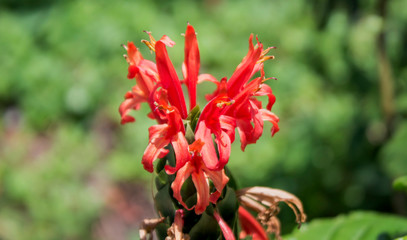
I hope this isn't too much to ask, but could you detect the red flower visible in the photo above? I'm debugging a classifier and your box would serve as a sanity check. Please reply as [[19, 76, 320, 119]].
[[142, 105, 190, 173], [119, 24, 279, 214], [171, 139, 229, 215], [193, 36, 279, 171]]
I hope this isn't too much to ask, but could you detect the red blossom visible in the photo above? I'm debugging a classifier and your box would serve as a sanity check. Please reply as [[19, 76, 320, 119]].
[[171, 139, 229, 215], [119, 24, 279, 215]]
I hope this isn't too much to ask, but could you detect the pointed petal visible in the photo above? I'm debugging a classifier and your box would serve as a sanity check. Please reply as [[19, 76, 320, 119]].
[[219, 115, 236, 143], [191, 169, 210, 214], [165, 131, 191, 175], [184, 24, 200, 110], [213, 210, 236, 240], [214, 130, 231, 170], [127, 65, 139, 79], [142, 124, 170, 172], [195, 121, 219, 170], [255, 83, 276, 111], [197, 73, 218, 85], [227, 35, 263, 97], [119, 91, 143, 125], [155, 40, 188, 119], [126, 42, 143, 65], [238, 207, 268, 240], [204, 167, 229, 203], [171, 163, 195, 210], [236, 119, 252, 151], [259, 109, 280, 136]]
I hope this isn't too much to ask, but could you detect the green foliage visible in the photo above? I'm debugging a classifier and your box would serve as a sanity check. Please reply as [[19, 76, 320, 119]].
[[284, 211, 407, 240], [393, 176, 407, 193], [1, 0, 407, 238]]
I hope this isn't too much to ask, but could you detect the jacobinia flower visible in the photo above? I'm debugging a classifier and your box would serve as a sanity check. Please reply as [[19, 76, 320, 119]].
[[119, 24, 279, 214], [172, 139, 229, 214]]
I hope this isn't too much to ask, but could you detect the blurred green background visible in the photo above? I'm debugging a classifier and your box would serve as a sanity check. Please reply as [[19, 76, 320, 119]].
[[0, 0, 406, 239]]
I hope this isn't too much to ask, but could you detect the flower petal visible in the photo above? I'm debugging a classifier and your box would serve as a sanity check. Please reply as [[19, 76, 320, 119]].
[[142, 124, 170, 172], [213, 210, 236, 240], [165, 131, 191, 175], [171, 162, 195, 210], [195, 121, 219, 170], [155, 39, 188, 119], [238, 206, 268, 240], [203, 167, 229, 203], [184, 24, 200, 110], [259, 109, 280, 136], [191, 169, 210, 215], [255, 83, 276, 111], [227, 34, 263, 97], [119, 91, 143, 125]]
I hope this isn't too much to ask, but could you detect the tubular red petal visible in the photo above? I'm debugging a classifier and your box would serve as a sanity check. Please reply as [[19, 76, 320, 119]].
[[119, 92, 143, 125], [126, 42, 143, 65], [155, 40, 188, 119], [171, 163, 195, 210], [195, 121, 219, 170], [238, 207, 268, 240], [227, 35, 263, 97], [191, 169, 210, 215], [142, 124, 170, 172], [184, 24, 200, 110], [219, 115, 237, 143], [214, 210, 236, 240], [255, 83, 276, 111], [203, 167, 229, 203], [127, 65, 139, 79], [259, 109, 280, 136], [213, 130, 231, 170], [165, 131, 191, 175]]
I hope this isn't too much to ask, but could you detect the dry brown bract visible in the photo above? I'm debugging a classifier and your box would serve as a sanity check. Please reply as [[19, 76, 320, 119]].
[[236, 186, 307, 240], [139, 217, 165, 240]]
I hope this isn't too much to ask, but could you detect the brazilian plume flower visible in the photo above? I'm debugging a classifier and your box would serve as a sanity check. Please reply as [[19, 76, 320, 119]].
[[119, 24, 279, 215]]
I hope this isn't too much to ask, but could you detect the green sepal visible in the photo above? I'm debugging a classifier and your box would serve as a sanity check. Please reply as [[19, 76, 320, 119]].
[[188, 205, 220, 239], [187, 105, 201, 132], [216, 186, 239, 233], [155, 157, 166, 174], [180, 176, 197, 207], [224, 166, 238, 190], [155, 222, 171, 240], [154, 184, 175, 222], [155, 168, 169, 190]]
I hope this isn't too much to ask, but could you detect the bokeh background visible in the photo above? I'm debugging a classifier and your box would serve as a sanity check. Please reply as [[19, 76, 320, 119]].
[[1, 0, 406, 239]]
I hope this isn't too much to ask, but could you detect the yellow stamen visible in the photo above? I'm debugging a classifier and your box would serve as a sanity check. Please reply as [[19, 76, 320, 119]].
[[141, 40, 155, 52], [141, 31, 157, 52], [257, 55, 275, 64], [216, 99, 235, 108]]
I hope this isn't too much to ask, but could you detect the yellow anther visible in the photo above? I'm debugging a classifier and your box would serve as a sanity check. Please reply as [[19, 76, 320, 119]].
[[257, 55, 275, 64], [141, 31, 157, 52], [141, 40, 155, 52], [216, 99, 235, 108]]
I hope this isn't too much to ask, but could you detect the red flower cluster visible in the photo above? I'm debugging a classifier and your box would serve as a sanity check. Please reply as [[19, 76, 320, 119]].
[[119, 24, 279, 216]]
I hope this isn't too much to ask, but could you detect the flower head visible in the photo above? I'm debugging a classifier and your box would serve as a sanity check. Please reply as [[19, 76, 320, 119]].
[[119, 24, 279, 214]]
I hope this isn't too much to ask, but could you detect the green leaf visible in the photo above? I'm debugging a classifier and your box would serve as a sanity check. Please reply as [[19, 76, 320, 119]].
[[284, 211, 407, 240], [186, 105, 201, 132], [188, 207, 220, 240], [154, 184, 175, 222], [217, 186, 239, 231], [393, 176, 407, 193]]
